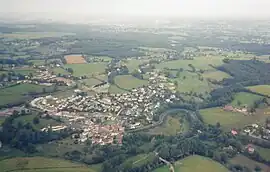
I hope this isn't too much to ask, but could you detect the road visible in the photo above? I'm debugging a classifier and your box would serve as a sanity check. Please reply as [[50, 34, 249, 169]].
[[155, 151, 175, 172], [127, 108, 198, 133]]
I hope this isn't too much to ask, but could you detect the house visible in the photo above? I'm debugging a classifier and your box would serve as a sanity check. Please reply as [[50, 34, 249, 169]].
[[224, 105, 234, 111], [231, 129, 238, 135], [246, 144, 255, 154]]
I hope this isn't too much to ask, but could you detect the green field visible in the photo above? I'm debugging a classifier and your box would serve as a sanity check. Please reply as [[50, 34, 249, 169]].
[[64, 63, 107, 77], [0, 32, 75, 39], [82, 78, 103, 87], [255, 146, 270, 161], [114, 75, 148, 90], [156, 56, 224, 71], [52, 68, 70, 75], [247, 85, 270, 96], [0, 84, 49, 106], [12, 68, 36, 75], [148, 114, 189, 136], [230, 92, 263, 107], [200, 107, 270, 130], [202, 70, 231, 81], [0, 117, 5, 125], [153, 155, 228, 172], [121, 59, 149, 72], [108, 85, 129, 94], [0, 157, 96, 172], [229, 155, 268, 172], [123, 153, 156, 168], [29, 60, 45, 66]]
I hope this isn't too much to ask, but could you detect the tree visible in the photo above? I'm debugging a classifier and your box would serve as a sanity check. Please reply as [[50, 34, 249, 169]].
[[42, 88, 46, 94], [33, 116, 40, 124], [237, 100, 242, 106], [254, 165, 262, 172]]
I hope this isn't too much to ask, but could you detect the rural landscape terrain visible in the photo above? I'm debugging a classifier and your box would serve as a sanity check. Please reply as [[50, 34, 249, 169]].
[[0, 18, 270, 172]]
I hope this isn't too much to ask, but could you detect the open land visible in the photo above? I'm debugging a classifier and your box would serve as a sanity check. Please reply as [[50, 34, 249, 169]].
[[230, 92, 263, 107], [247, 85, 270, 96], [202, 70, 231, 81], [0, 32, 75, 39], [64, 54, 87, 64], [114, 75, 148, 90], [153, 155, 228, 172], [255, 146, 270, 161], [64, 63, 107, 76]]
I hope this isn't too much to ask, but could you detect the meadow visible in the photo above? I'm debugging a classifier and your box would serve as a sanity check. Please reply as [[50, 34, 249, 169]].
[[108, 85, 129, 94], [202, 70, 231, 81], [114, 75, 148, 90], [64, 63, 107, 77], [247, 85, 270, 96], [122, 153, 156, 168], [230, 92, 263, 107], [0, 32, 75, 39], [82, 78, 103, 87], [255, 146, 270, 161], [229, 155, 268, 172], [199, 107, 270, 130], [52, 67, 70, 75], [121, 58, 149, 72], [153, 155, 228, 172], [0, 157, 96, 172]]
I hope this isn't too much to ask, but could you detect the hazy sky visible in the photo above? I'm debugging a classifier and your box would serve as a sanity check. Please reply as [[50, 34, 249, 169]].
[[1, 0, 270, 18]]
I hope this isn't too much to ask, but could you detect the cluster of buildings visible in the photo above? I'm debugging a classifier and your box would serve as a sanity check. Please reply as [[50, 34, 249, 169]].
[[243, 123, 270, 141], [223, 105, 249, 115]]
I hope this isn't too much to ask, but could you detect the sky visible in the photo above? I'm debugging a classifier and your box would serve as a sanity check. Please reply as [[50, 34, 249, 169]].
[[1, 0, 270, 18]]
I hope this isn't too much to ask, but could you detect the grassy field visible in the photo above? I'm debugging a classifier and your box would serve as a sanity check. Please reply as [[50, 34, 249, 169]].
[[12, 68, 36, 75], [121, 59, 149, 71], [0, 32, 75, 39], [29, 60, 45, 66], [82, 78, 103, 87], [0, 117, 5, 125], [230, 92, 263, 107], [153, 155, 228, 172], [123, 153, 156, 168], [200, 107, 270, 130], [0, 84, 49, 106], [114, 75, 148, 90], [148, 114, 189, 136], [52, 68, 70, 75], [202, 70, 231, 81], [108, 85, 129, 94], [64, 63, 107, 77], [156, 56, 224, 71], [229, 155, 268, 172], [0, 157, 96, 172], [255, 146, 270, 161], [247, 85, 270, 96]]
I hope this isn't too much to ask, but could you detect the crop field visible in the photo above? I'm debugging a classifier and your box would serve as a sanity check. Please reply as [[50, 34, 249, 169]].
[[247, 85, 270, 96], [229, 155, 268, 172], [153, 155, 228, 172], [200, 107, 270, 130], [0, 157, 96, 172], [64, 63, 107, 76], [64, 54, 87, 64], [255, 146, 270, 161], [148, 114, 189, 136], [230, 92, 263, 107], [202, 70, 231, 81], [0, 32, 75, 39], [155, 56, 224, 71], [114, 75, 148, 90], [0, 84, 49, 106]]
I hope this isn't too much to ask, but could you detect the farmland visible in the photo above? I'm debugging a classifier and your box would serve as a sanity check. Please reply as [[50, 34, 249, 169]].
[[255, 146, 270, 161], [114, 75, 148, 90], [82, 78, 103, 87], [52, 67, 70, 75], [153, 155, 228, 172], [229, 155, 268, 172], [200, 107, 270, 130], [122, 153, 156, 168], [122, 59, 149, 71], [202, 70, 231, 81], [0, 32, 75, 39], [0, 157, 96, 172], [230, 92, 263, 107], [64, 54, 87, 64], [64, 63, 107, 77], [108, 84, 129, 94], [247, 85, 270, 96]]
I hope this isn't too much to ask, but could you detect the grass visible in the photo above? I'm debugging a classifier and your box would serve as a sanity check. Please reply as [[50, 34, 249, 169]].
[[200, 107, 270, 130], [202, 70, 231, 81], [64, 63, 107, 77], [0, 146, 26, 161], [247, 85, 270, 96], [52, 68, 70, 75], [153, 155, 228, 172], [255, 146, 270, 161], [0, 117, 5, 125], [122, 59, 149, 72], [12, 68, 36, 75], [123, 153, 156, 168], [82, 78, 103, 87], [0, 84, 49, 106], [108, 85, 129, 94], [0, 32, 75, 39], [0, 157, 96, 172], [114, 75, 148, 90], [230, 92, 263, 107], [29, 60, 45, 66], [229, 155, 268, 172], [148, 114, 189, 136]]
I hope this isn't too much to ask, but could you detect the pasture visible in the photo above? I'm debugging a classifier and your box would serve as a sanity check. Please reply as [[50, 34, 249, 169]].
[[200, 107, 270, 130], [29, 60, 45, 66], [64, 54, 87, 64], [12, 68, 36, 75], [247, 85, 270, 96], [114, 75, 148, 90], [0, 157, 96, 172], [0, 32, 75, 39], [255, 146, 270, 161], [52, 68, 70, 75], [153, 155, 228, 172], [108, 85, 129, 94], [148, 114, 189, 136], [123, 153, 155, 168], [64, 63, 107, 77], [121, 59, 149, 72], [230, 92, 263, 107], [202, 70, 231, 81], [229, 155, 268, 172], [82, 78, 103, 87]]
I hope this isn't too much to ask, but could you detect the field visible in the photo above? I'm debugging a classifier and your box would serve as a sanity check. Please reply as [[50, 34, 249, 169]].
[[202, 70, 231, 81], [0, 117, 5, 125], [0, 157, 96, 172], [64, 63, 107, 77], [0, 32, 75, 39], [122, 59, 149, 71], [230, 92, 263, 107], [29, 60, 45, 66], [147, 114, 189, 136], [153, 155, 228, 172], [247, 85, 270, 96], [82, 78, 103, 87], [64, 54, 87, 64], [114, 75, 148, 90], [200, 107, 270, 130], [255, 146, 270, 161], [0, 84, 49, 106], [108, 85, 129, 94], [123, 153, 156, 168], [12, 68, 36, 75], [52, 68, 70, 75], [229, 155, 268, 172]]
